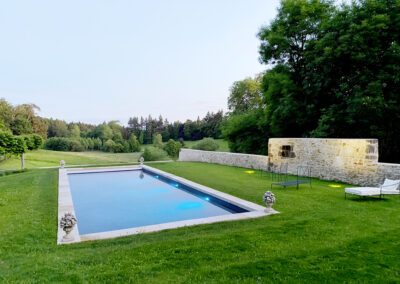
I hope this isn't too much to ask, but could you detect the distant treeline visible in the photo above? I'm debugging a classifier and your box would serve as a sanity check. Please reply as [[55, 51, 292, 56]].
[[0, 98, 223, 153]]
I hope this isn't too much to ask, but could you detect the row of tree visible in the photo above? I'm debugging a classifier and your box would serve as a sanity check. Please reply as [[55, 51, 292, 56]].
[[222, 0, 400, 163], [0, 98, 224, 153]]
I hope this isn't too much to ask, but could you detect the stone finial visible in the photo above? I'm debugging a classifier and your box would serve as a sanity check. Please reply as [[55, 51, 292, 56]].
[[139, 157, 144, 166], [263, 191, 276, 212], [60, 212, 77, 242], [60, 160, 66, 169]]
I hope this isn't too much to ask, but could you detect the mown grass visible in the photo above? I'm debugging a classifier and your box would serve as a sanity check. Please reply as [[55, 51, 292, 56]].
[[0, 162, 399, 283], [0, 139, 229, 171], [0, 149, 145, 170]]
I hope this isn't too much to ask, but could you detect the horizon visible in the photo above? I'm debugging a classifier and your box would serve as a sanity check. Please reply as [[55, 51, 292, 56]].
[[1, 0, 281, 125]]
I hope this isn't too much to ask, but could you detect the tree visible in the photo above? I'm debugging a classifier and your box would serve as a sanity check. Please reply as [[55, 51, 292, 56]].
[[163, 139, 182, 157], [70, 125, 81, 138], [222, 110, 269, 154], [138, 131, 144, 144], [228, 76, 263, 114], [128, 134, 141, 152], [47, 119, 69, 137], [152, 133, 163, 148], [183, 120, 202, 140], [201, 111, 224, 138]]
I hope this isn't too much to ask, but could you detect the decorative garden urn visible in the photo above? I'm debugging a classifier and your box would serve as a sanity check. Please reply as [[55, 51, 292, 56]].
[[60, 160, 66, 169], [139, 157, 144, 166], [60, 212, 77, 242], [263, 191, 276, 212]]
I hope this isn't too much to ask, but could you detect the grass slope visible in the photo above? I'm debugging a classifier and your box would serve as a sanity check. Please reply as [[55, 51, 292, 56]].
[[0, 150, 144, 170], [0, 162, 399, 282], [0, 139, 229, 171]]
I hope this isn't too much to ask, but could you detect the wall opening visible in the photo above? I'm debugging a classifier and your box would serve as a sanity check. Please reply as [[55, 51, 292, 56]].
[[281, 145, 294, 158]]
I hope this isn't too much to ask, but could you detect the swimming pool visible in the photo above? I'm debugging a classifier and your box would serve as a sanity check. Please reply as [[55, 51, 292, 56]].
[[58, 165, 276, 244]]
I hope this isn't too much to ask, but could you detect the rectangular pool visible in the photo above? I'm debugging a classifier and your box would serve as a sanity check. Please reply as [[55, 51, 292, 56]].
[[68, 169, 247, 235], [58, 165, 274, 244]]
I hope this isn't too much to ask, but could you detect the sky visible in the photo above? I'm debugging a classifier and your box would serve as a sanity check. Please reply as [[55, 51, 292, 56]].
[[0, 0, 281, 125]]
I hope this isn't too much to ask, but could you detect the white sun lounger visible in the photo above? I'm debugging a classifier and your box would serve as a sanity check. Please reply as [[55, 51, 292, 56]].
[[345, 179, 400, 199]]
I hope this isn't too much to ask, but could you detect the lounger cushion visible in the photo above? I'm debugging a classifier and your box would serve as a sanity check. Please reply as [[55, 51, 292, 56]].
[[382, 179, 400, 191], [345, 187, 381, 196]]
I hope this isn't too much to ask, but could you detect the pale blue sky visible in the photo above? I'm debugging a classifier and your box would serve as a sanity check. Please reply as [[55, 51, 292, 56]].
[[0, 0, 281, 124]]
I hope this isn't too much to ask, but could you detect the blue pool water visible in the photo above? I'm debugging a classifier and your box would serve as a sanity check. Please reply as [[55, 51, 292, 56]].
[[68, 170, 247, 234]]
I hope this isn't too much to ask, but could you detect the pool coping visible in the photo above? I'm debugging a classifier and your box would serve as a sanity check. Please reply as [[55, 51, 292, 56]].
[[57, 165, 278, 244]]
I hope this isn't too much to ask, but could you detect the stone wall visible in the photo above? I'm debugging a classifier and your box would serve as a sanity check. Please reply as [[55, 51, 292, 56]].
[[178, 139, 400, 186], [178, 149, 269, 170], [268, 138, 400, 186]]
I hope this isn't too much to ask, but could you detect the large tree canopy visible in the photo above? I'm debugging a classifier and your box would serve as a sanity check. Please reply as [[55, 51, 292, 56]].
[[223, 0, 400, 162]]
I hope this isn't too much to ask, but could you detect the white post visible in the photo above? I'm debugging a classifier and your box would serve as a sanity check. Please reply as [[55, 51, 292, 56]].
[[21, 153, 25, 170]]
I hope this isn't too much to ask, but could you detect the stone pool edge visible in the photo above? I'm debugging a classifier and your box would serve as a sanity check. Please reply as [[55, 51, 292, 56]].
[[58, 165, 278, 244]]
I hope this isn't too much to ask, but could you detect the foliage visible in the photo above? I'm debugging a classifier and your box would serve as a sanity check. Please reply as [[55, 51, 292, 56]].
[[138, 131, 144, 144], [163, 139, 182, 157], [152, 133, 163, 148], [222, 0, 400, 162], [192, 137, 219, 151], [103, 139, 119, 153], [128, 134, 141, 152], [228, 75, 264, 114], [140, 146, 169, 161], [20, 134, 42, 151], [44, 137, 99, 152], [0, 99, 48, 139], [69, 125, 81, 138], [0, 131, 22, 156], [222, 110, 269, 154]]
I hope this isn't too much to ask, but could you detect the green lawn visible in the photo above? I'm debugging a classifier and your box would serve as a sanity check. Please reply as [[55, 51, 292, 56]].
[[0, 149, 144, 170], [184, 139, 230, 152], [0, 162, 399, 282], [0, 139, 229, 171]]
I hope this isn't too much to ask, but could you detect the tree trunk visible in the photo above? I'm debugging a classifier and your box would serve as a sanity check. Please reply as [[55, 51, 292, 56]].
[[21, 153, 25, 170]]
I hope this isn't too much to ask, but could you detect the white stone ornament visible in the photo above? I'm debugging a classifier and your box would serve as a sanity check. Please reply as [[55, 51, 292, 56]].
[[60, 212, 77, 242], [139, 157, 144, 166], [60, 160, 66, 169], [263, 191, 276, 212]]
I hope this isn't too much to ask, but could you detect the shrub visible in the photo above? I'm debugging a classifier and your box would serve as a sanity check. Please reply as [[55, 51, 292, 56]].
[[44, 137, 88, 152], [163, 139, 182, 157], [69, 140, 84, 152], [103, 139, 117, 153], [44, 137, 71, 151], [152, 134, 163, 148], [31, 134, 43, 149], [192, 138, 219, 151], [140, 146, 169, 161]]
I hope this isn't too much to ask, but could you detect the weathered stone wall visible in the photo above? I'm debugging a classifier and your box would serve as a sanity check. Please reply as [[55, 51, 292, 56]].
[[268, 138, 400, 186], [377, 163, 400, 181], [179, 139, 400, 186], [178, 149, 269, 170]]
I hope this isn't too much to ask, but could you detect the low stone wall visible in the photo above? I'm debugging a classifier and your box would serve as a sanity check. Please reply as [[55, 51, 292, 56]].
[[178, 149, 269, 170], [377, 163, 400, 181], [268, 138, 400, 186], [179, 139, 400, 186]]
